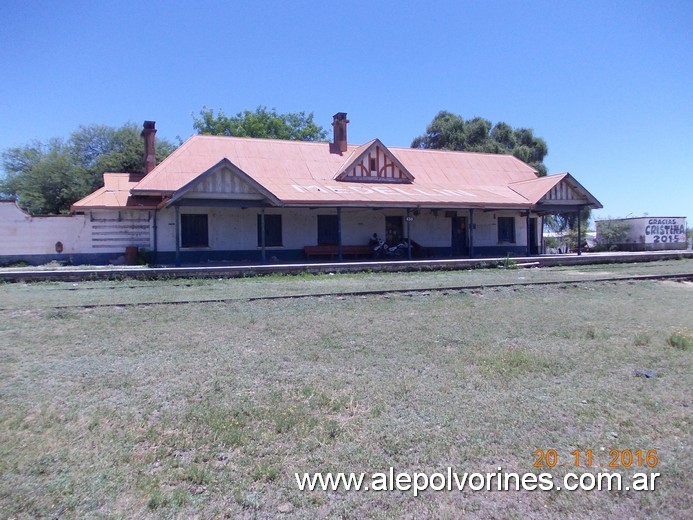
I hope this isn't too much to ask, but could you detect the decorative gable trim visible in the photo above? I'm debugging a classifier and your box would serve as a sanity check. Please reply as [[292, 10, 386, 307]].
[[508, 173, 602, 209], [334, 139, 414, 183], [536, 174, 601, 208], [543, 180, 584, 202], [165, 158, 281, 207]]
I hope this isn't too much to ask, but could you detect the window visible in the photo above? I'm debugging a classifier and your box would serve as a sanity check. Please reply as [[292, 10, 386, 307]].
[[369, 157, 377, 173], [497, 216, 515, 243], [181, 214, 208, 248], [317, 215, 338, 245], [385, 216, 403, 244], [257, 214, 282, 247]]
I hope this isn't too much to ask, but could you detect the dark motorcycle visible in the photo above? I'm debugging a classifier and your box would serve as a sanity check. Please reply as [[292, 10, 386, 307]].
[[372, 238, 407, 259]]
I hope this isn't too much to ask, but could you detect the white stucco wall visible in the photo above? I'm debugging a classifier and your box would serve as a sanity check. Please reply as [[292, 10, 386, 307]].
[[596, 217, 687, 250], [624, 217, 686, 246], [474, 210, 528, 247], [154, 206, 531, 252], [156, 207, 410, 251], [0, 201, 91, 256], [0, 200, 537, 263], [0, 202, 154, 260]]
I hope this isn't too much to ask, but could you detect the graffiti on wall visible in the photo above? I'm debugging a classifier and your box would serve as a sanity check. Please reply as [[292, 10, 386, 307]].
[[643, 218, 687, 244]]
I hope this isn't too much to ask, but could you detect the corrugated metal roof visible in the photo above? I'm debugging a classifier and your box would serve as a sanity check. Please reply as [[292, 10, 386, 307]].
[[509, 173, 602, 208], [75, 135, 601, 210], [509, 173, 568, 201], [131, 135, 547, 207], [71, 173, 159, 211]]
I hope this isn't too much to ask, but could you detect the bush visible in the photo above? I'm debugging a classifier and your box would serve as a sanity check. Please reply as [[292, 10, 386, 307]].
[[596, 219, 630, 248], [668, 328, 693, 350]]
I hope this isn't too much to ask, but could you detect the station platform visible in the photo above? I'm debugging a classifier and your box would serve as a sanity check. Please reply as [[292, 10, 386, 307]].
[[0, 250, 691, 283]]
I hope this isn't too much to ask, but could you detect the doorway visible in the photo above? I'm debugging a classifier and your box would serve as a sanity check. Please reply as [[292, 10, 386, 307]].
[[317, 215, 338, 245], [451, 216, 468, 256], [529, 217, 538, 255], [385, 216, 404, 244]]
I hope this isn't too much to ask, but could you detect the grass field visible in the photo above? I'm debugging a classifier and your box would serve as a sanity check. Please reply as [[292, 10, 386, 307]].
[[1, 261, 692, 518]]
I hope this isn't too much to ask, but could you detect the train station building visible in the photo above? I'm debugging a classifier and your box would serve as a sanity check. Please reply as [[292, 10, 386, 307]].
[[2, 115, 603, 266]]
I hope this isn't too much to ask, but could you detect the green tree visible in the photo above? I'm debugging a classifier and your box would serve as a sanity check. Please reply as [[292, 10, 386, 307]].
[[412, 110, 597, 239], [0, 123, 176, 214], [412, 111, 548, 176], [193, 106, 328, 141], [595, 218, 631, 251], [1, 139, 91, 215]]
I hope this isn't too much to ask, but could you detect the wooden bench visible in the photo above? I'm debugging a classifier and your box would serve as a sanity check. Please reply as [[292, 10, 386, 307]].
[[304, 244, 373, 259]]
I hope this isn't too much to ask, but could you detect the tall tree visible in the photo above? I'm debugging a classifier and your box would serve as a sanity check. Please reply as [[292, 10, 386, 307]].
[[412, 111, 549, 176], [0, 123, 176, 214], [193, 106, 328, 141], [413, 111, 592, 237]]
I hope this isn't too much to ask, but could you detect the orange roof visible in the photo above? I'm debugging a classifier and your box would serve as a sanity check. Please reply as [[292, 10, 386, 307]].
[[509, 173, 602, 208], [132, 135, 551, 208], [77, 135, 601, 210], [71, 173, 159, 211], [509, 173, 569, 201]]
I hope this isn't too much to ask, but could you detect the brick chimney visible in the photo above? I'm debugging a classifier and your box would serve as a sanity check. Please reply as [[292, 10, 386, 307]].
[[141, 121, 157, 174], [331, 112, 349, 153]]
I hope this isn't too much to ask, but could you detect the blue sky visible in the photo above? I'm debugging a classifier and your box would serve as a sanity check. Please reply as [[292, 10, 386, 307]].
[[1, 0, 690, 224]]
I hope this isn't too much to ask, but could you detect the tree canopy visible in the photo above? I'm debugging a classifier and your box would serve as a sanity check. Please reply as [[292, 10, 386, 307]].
[[0, 123, 176, 214], [412, 111, 549, 176], [193, 106, 328, 141]]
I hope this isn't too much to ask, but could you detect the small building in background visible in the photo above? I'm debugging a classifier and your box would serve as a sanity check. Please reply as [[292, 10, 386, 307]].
[[595, 217, 687, 251]]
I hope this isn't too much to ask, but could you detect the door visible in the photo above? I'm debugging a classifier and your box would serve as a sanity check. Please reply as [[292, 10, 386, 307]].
[[451, 216, 468, 256], [317, 215, 338, 245], [385, 216, 404, 244]]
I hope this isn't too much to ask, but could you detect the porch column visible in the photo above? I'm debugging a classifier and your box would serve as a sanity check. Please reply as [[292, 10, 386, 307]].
[[526, 210, 531, 256], [577, 206, 582, 256], [260, 208, 266, 264], [152, 209, 158, 265], [406, 208, 412, 260], [469, 208, 475, 258], [540, 215, 545, 254], [337, 207, 343, 262], [174, 205, 181, 267]]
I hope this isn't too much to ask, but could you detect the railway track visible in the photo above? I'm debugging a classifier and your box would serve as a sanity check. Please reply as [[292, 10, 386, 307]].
[[2, 271, 691, 311]]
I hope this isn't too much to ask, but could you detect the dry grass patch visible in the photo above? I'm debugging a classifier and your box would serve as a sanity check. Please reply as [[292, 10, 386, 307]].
[[0, 274, 691, 518]]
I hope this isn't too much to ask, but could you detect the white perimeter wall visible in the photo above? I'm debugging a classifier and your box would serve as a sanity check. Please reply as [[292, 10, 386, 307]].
[[0, 202, 153, 257], [0, 202, 91, 256]]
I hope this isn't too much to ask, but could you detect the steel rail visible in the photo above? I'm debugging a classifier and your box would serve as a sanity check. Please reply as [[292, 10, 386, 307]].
[[1, 272, 691, 311]]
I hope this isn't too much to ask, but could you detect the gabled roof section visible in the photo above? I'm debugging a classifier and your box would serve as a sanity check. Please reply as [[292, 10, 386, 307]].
[[165, 158, 281, 207], [110, 134, 596, 209], [509, 173, 602, 209], [131, 135, 359, 195], [71, 173, 159, 211], [334, 139, 414, 183]]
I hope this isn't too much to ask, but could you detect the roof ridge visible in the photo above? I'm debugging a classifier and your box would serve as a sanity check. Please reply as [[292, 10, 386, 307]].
[[508, 173, 568, 185], [190, 134, 335, 146], [391, 146, 532, 159]]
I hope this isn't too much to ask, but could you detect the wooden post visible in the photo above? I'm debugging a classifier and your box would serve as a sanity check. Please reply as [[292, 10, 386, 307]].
[[261, 208, 266, 264], [577, 207, 582, 256], [174, 205, 181, 267], [526, 210, 531, 256], [337, 207, 343, 262], [469, 208, 475, 258], [152, 209, 158, 265], [406, 208, 412, 260], [540, 215, 545, 254]]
